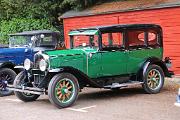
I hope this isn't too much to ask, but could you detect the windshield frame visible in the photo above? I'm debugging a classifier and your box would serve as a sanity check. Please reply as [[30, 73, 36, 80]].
[[9, 33, 58, 48], [9, 35, 32, 48], [69, 29, 100, 49]]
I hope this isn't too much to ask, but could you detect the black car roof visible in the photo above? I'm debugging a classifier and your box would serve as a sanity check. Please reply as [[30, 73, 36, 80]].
[[73, 24, 162, 33], [9, 30, 59, 36]]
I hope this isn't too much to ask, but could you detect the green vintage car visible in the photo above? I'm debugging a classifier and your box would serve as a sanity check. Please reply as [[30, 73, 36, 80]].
[[8, 24, 173, 108]]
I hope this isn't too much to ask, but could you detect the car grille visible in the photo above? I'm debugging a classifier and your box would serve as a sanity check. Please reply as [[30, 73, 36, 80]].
[[33, 52, 44, 69]]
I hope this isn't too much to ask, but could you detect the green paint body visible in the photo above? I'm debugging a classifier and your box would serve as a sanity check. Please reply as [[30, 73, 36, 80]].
[[45, 47, 162, 79]]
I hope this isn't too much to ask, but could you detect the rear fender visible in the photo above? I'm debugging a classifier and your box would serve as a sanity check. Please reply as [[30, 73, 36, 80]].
[[137, 57, 170, 81]]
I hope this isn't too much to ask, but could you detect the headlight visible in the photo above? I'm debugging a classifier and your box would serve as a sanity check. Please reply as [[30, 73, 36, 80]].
[[39, 59, 47, 71], [24, 59, 32, 70]]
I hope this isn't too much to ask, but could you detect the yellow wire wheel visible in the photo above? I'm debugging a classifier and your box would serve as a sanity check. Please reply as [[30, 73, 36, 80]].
[[143, 65, 164, 94], [48, 73, 79, 108]]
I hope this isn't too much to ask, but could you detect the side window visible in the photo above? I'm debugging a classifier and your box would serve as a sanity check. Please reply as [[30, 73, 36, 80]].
[[72, 35, 98, 48], [74, 36, 89, 47], [127, 30, 146, 49], [147, 30, 159, 47], [102, 32, 124, 51]]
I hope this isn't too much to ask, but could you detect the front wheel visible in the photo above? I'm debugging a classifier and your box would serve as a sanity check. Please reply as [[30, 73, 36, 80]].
[[0, 68, 17, 97], [142, 65, 165, 94], [48, 73, 79, 108], [14, 71, 40, 102]]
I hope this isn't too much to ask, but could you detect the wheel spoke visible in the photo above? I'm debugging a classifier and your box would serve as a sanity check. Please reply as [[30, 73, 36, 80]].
[[154, 73, 158, 77], [62, 95, 65, 101], [57, 88, 61, 91], [63, 81, 66, 86], [149, 71, 152, 76], [65, 94, 69, 99], [5, 75, 9, 80], [151, 82, 154, 88], [57, 91, 61, 95], [59, 83, 63, 88], [66, 82, 69, 87], [67, 86, 72, 90], [58, 93, 63, 100], [152, 81, 156, 88], [155, 77, 160, 80], [149, 82, 152, 88]]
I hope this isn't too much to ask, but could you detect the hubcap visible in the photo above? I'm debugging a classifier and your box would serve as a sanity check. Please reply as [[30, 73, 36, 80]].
[[0, 73, 11, 91], [147, 69, 161, 90], [55, 78, 75, 103]]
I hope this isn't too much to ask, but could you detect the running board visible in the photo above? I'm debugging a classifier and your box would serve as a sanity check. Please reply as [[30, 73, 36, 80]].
[[104, 81, 143, 89], [7, 85, 45, 95]]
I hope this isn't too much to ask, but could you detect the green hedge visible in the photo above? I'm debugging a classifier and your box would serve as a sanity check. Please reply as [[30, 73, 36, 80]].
[[0, 18, 56, 44]]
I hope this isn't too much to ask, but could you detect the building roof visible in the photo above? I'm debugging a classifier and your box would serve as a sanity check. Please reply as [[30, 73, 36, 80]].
[[9, 30, 59, 36], [60, 0, 180, 19]]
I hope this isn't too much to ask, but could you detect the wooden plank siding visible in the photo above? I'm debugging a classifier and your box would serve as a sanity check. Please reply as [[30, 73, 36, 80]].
[[63, 7, 180, 75]]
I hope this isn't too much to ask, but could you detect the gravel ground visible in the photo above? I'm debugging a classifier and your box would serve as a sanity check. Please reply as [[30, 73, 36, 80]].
[[0, 78, 180, 120]]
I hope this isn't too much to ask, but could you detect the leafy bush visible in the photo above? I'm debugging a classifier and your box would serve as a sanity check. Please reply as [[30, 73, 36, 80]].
[[0, 18, 56, 44]]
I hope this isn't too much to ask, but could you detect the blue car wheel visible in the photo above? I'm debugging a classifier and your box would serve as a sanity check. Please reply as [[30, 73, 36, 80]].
[[0, 68, 17, 97]]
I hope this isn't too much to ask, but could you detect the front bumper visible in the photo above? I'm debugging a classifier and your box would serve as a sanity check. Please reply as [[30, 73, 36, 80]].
[[7, 84, 45, 95], [167, 70, 174, 78], [164, 57, 174, 77]]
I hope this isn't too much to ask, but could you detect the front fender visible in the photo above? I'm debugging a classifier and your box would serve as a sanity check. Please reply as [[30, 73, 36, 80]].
[[48, 66, 101, 88], [0, 62, 15, 69]]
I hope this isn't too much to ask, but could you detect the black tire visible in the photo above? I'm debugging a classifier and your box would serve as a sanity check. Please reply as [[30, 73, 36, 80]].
[[142, 65, 164, 94], [0, 68, 17, 97], [14, 71, 40, 102], [48, 73, 79, 108]]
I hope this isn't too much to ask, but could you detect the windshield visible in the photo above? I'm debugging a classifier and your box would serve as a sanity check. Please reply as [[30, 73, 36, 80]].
[[9, 36, 31, 47], [71, 35, 99, 49], [9, 34, 57, 48], [34, 34, 56, 47]]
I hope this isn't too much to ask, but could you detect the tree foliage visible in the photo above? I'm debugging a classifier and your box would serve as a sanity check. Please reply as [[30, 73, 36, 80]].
[[0, 0, 101, 25], [0, 18, 56, 44], [0, 0, 105, 44]]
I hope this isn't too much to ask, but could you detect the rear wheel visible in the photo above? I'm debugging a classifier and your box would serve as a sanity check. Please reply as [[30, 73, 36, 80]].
[[48, 73, 79, 108], [0, 68, 17, 97], [14, 71, 40, 102], [142, 65, 164, 94]]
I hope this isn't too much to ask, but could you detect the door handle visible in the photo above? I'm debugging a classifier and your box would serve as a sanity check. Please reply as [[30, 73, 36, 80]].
[[123, 50, 128, 53], [97, 51, 108, 53]]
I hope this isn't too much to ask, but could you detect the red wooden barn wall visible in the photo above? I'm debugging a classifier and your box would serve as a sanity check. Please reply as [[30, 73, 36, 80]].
[[63, 7, 180, 75]]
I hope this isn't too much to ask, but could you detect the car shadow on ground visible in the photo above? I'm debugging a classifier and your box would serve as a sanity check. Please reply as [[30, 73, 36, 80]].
[[34, 87, 145, 104], [78, 87, 146, 101], [35, 86, 169, 104]]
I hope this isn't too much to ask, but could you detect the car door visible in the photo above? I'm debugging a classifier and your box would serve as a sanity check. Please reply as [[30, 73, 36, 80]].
[[99, 32, 128, 77], [100, 50, 128, 76], [87, 51, 102, 78], [126, 30, 149, 74]]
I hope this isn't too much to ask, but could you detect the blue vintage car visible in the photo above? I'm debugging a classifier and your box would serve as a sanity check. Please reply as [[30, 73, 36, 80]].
[[0, 30, 65, 96]]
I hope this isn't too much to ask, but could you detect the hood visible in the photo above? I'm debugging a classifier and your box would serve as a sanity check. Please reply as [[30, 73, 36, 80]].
[[44, 48, 98, 70], [45, 48, 98, 57], [0, 47, 31, 56], [0, 47, 32, 65]]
